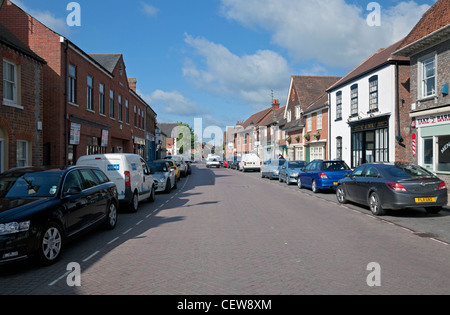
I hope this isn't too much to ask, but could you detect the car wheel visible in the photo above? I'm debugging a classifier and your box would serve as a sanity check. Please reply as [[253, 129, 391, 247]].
[[104, 202, 118, 230], [286, 175, 290, 185], [38, 222, 63, 266], [148, 185, 155, 202], [279, 175, 283, 182], [261, 172, 265, 178], [165, 179, 172, 193], [369, 192, 385, 216], [336, 186, 347, 204], [311, 180, 319, 193], [129, 191, 139, 212], [425, 206, 442, 214], [297, 177, 303, 189]]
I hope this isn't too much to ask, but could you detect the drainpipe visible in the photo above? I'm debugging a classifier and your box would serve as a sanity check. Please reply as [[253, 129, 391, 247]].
[[395, 61, 405, 147], [64, 38, 69, 165]]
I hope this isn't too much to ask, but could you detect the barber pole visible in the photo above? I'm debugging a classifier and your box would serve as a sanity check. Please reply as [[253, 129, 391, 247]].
[[412, 133, 416, 157]]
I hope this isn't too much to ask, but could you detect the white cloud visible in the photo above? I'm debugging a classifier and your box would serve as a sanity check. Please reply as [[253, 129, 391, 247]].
[[182, 34, 291, 109], [220, 0, 430, 68], [141, 89, 207, 117], [141, 2, 159, 17]]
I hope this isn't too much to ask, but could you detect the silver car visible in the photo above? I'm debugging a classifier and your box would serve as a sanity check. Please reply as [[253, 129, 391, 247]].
[[279, 160, 307, 185], [261, 159, 286, 179], [165, 155, 188, 177], [149, 160, 177, 193]]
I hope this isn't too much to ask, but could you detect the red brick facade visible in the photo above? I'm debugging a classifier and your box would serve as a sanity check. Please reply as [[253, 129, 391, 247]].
[[0, 25, 45, 172], [0, 1, 156, 166]]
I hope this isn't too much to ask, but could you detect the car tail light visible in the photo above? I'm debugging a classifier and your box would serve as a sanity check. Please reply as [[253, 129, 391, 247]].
[[124, 171, 131, 187], [319, 173, 328, 179], [439, 181, 447, 190], [244, 162, 247, 166], [386, 182, 406, 192]]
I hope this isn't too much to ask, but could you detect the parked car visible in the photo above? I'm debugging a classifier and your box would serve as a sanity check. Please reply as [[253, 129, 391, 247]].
[[165, 155, 188, 177], [336, 162, 448, 216], [229, 159, 240, 170], [279, 160, 307, 185], [206, 156, 221, 168], [77, 153, 155, 212], [297, 160, 351, 193], [165, 159, 181, 180], [223, 159, 229, 168], [239, 153, 261, 172], [0, 166, 118, 265], [149, 160, 177, 193], [185, 160, 192, 175], [261, 159, 286, 179]]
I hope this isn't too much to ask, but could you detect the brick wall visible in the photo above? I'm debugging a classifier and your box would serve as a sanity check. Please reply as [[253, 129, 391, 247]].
[[396, 63, 413, 163], [0, 43, 44, 170]]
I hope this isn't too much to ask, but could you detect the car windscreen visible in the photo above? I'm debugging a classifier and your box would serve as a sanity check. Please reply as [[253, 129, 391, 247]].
[[0, 171, 63, 198], [384, 164, 436, 179], [320, 161, 351, 171], [149, 162, 168, 173], [277, 160, 286, 166], [288, 162, 305, 168]]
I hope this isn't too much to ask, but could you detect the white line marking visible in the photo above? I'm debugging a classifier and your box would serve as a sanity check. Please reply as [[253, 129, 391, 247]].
[[123, 228, 133, 235], [136, 220, 143, 226], [82, 250, 100, 262], [48, 270, 71, 286], [107, 237, 119, 245]]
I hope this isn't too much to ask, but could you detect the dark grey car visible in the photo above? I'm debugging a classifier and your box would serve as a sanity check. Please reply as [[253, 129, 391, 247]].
[[336, 162, 448, 216]]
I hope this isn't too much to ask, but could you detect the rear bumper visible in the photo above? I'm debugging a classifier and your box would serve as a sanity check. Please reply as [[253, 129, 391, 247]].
[[381, 190, 448, 210]]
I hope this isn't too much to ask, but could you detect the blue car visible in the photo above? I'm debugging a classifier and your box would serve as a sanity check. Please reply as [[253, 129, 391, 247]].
[[297, 160, 351, 193], [279, 160, 307, 185]]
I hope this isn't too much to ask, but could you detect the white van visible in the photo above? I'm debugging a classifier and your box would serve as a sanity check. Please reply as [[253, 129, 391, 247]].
[[239, 153, 261, 172], [76, 154, 155, 212]]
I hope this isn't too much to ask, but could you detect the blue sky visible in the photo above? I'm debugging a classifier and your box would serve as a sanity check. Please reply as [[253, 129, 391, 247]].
[[12, 0, 436, 133]]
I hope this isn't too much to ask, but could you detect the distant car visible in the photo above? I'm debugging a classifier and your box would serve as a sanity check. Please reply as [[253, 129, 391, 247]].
[[260, 159, 285, 179], [0, 166, 118, 265], [223, 159, 229, 168], [165, 159, 181, 180], [185, 160, 192, 175], [149, 160, 177, 193], [165, 155, 188, 177], [239, 153, 261, 172], [297, 160, 351, 193], [279, 160, 307, 185], [336, 163, 448, 216], [206, 157, 221, 168], [229, 159, 240, 170]]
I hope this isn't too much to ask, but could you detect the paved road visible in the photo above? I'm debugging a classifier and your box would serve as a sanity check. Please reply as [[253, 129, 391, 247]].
[[1, 163, 450, 295]]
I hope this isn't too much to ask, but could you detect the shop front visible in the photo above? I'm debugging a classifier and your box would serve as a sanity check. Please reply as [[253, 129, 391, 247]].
[[349, 116, 390, 168], [414, 110, 450, 175]]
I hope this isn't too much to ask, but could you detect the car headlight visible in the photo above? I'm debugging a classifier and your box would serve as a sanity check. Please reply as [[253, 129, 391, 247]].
[[291, 173, 298, 177], [0, 221, 30, 235], [159, 178, 166, 183]]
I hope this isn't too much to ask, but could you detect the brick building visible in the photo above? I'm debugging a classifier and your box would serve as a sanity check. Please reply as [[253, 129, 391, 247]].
[[393, 0, 450, 187], [0, 23, 45, 172], [0, 0, 157, 166], [283, 75, 341, 162]]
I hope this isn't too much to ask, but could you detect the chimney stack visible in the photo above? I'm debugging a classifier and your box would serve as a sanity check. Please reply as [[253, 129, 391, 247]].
[[272, 99, 280, 110], [128, 78, 137, 92]]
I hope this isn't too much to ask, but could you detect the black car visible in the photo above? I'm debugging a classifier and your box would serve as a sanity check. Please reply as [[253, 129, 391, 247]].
[[336, 162, 448, 216], [0, 166, 118, 265]]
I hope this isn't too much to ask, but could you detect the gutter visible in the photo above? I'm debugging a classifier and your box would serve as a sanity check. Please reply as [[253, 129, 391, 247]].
[[64, 38, 69, 165]]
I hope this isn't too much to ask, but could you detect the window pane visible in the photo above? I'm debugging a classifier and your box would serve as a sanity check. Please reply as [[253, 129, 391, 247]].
[[424, 138, 433, 165], [438, 136, 450, 172]]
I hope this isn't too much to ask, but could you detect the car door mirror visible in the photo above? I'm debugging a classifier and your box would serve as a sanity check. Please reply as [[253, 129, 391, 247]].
[[63, 186, 82, 197]]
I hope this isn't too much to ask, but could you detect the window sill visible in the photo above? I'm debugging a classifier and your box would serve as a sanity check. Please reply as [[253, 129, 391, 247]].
[[3, 100, 23, 110], [69, 102, 79, 107]]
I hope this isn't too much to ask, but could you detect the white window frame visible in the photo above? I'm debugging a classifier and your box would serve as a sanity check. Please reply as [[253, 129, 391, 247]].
[[295, 106, 301, 119], [16, 140, 29, 167], [307, 115, 312, 132], [317, 111, 322, 130], [87, 75, 94, 111], [418, 52, 437, 100], [3, 60, 19, 107], [287, 110, 292, 123]]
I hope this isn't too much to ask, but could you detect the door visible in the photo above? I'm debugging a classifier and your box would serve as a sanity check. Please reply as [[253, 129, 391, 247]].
[[78, 168, 107, 224], [139, 157, 152, 199], [423, 138, 433, 172], [62, 170, 90, 236], [345, 165, 366, 201]]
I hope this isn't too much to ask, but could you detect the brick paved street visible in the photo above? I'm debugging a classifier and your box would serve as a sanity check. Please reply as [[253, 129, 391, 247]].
[[1, 163, 450, 295]]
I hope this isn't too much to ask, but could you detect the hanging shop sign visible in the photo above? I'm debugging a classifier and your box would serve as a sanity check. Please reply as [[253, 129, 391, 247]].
[[69, 123, 81, 145]]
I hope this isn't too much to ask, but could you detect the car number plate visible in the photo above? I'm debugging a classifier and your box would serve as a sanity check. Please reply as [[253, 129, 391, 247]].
[[333, 182, 338, 186], [415, 197, 436, 203], [248, 162, 253, 165]]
